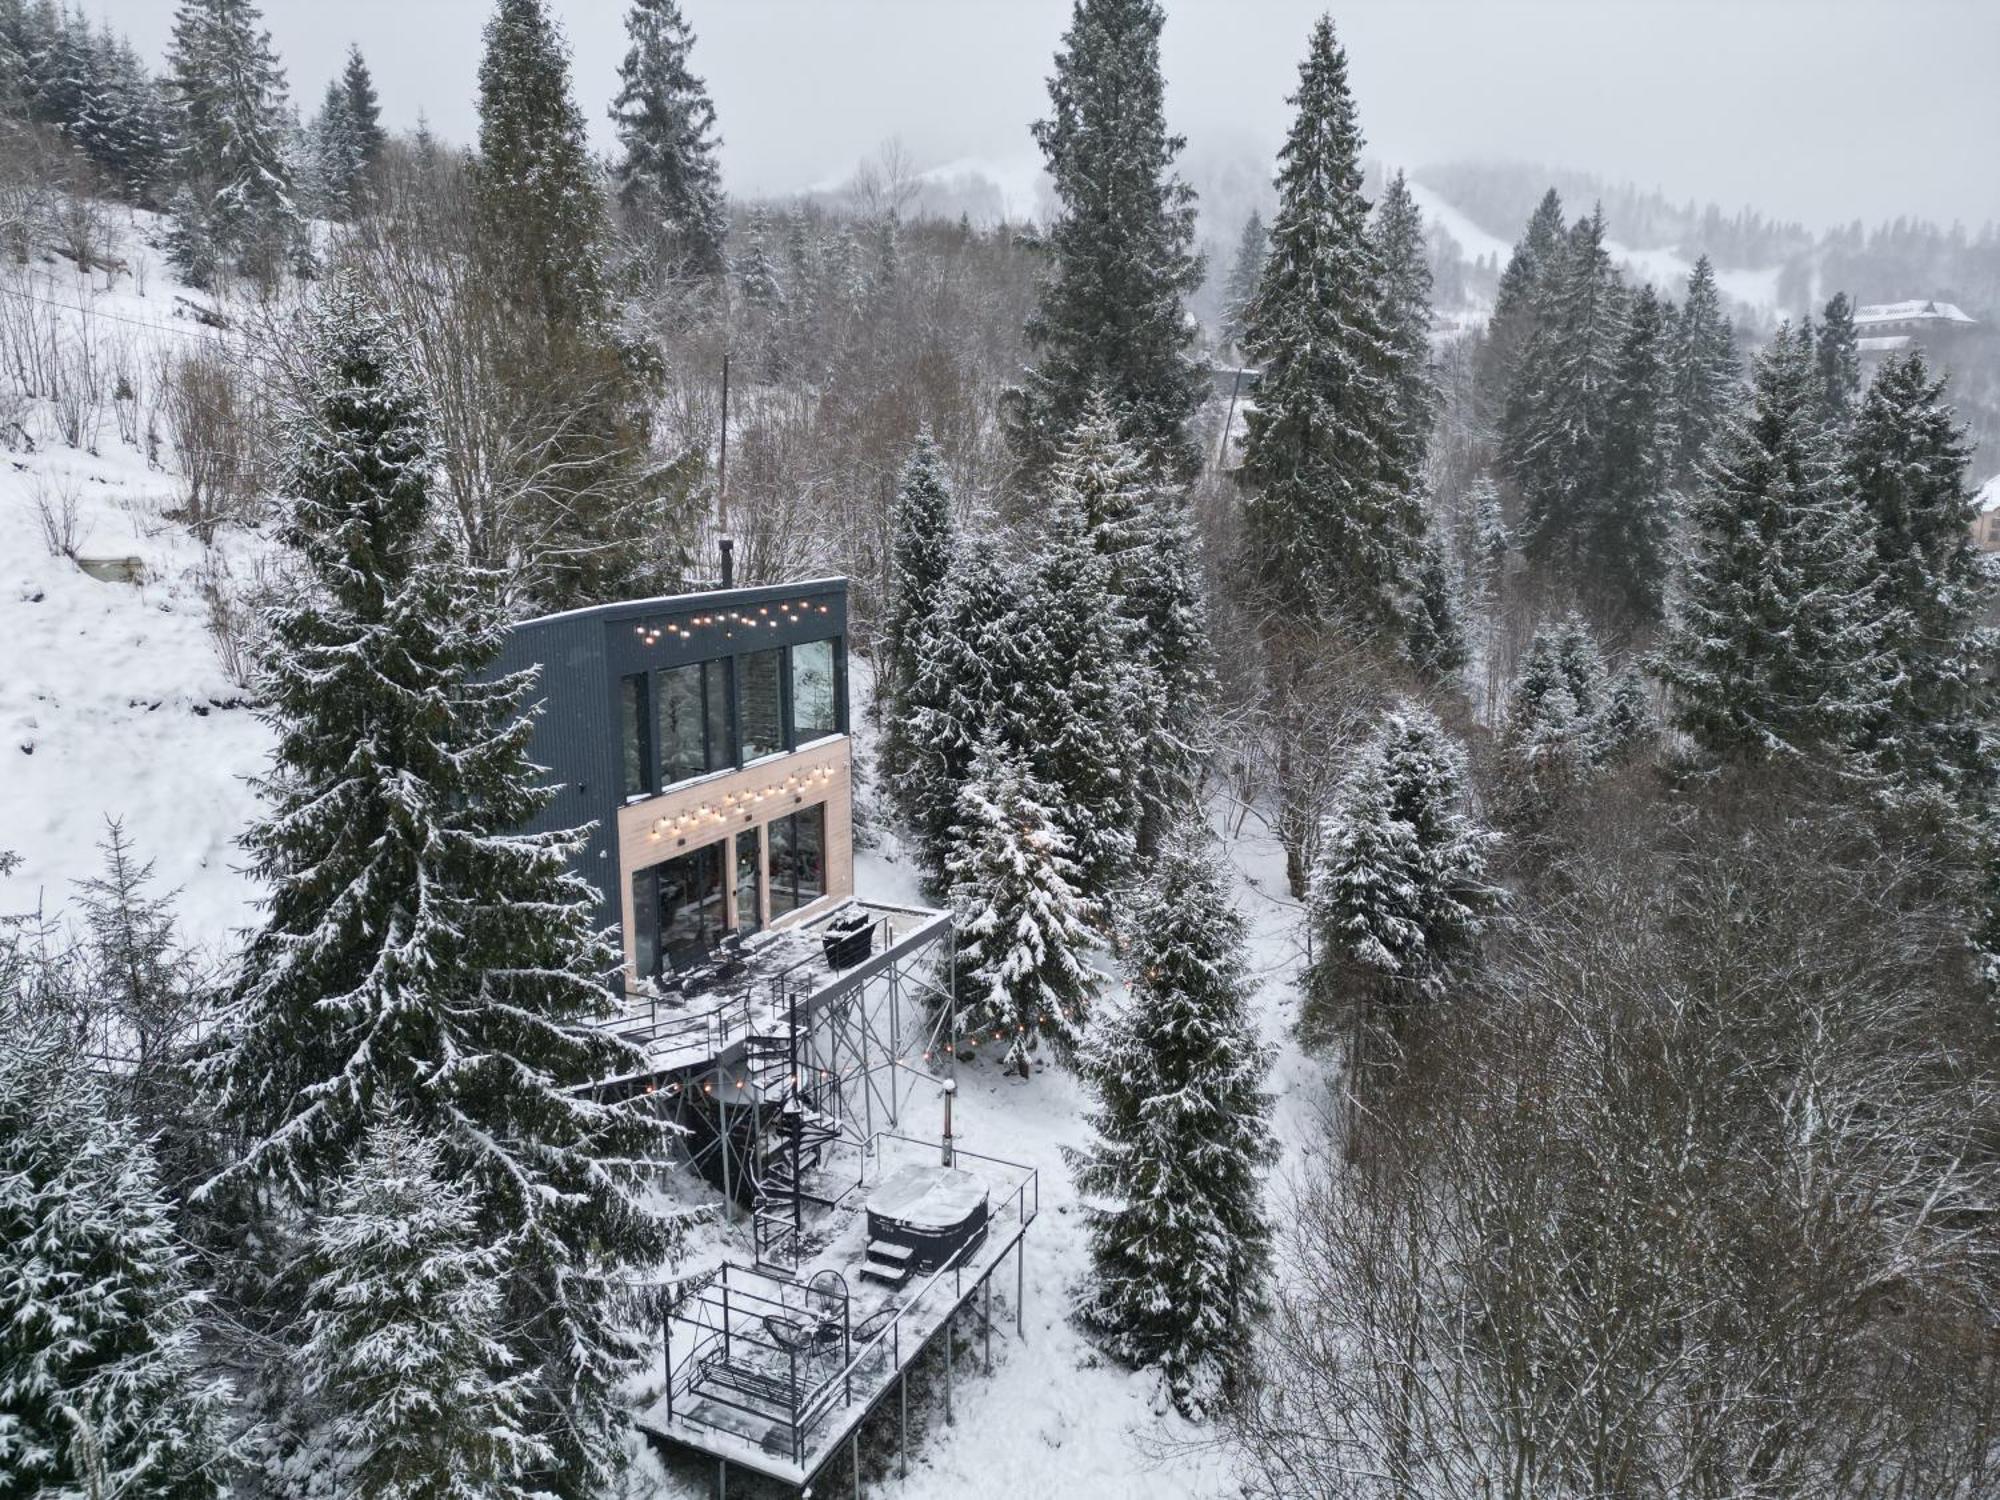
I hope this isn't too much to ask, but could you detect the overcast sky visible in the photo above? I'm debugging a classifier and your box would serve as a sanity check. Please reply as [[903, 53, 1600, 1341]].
[[98, 0, 2000, 234]]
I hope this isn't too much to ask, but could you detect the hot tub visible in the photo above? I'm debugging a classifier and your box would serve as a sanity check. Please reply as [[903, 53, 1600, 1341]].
[[864, 1164, 990, 1274]]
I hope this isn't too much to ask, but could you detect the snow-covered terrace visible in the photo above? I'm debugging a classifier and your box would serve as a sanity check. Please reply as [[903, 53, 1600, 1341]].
[[595, 897, 952, 1086], [635, 1131, 1037, 1492]]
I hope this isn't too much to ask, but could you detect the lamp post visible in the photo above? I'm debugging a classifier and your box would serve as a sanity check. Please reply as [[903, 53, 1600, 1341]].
[[941, 1078, 956, 1168]]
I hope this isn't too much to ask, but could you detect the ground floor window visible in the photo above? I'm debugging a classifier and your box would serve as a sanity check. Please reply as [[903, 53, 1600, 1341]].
[[633, 840, 727, 977], [734, 827, 762, 936], [768, 803, 826, 919]]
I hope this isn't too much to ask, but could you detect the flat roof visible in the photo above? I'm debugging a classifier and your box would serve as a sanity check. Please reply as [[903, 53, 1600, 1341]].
[[512, 577, 848, 632]]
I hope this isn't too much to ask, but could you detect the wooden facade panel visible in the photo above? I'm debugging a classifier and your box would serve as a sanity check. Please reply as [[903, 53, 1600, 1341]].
[[613, 736, 854, 985]]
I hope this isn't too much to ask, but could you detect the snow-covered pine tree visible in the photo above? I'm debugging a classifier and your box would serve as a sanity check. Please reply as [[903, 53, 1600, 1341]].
[[72, 818, 198, 1115], [609, 0, 727, 277], [1816, 290, 1861, 427], [1656, 322, 1890, 768], [1238, 16, 1423, 635], [293, 1114, 547, 1500], [1498, 616, 1618, 823], [339, 44, 382, 174], [880, 429, 956, 726], [1219, 208, 1266, 354], [306, 75, 360, 221], [200, 278, 674, 1500], [1304, 703, 1496, 1039], [1011, 0, 1206, 483], [0, 1000, 229, 1500], [1474, 187, 1565, 430], [1593, 280, 1677, 619], [163, 0, 297, 286], [896, 541, 1034, 887], [1404, 536, 1468, 681], [1600, 663, 1652, 760], [1508, 205, 1627, 583], [1373, 169, 1437, 477], [946, 740, 1095, 1073], [1667, 253, 1738, 490], [1069, 817, 1273, 1418], [737, 205, 785, 312], [1844, 349, 1993, 795], [1017, 473, 1144, 910]]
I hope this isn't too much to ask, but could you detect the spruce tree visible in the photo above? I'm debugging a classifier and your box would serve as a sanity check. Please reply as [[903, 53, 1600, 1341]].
[[163, 0, 297, 285], [0, 1002, 229, 1500], [1373, 169, 1437, 476], [1238, 16, 1422, 634], [1219, 208, 1266, 353], [1594, 280, 1677, 618], [1070, 819, 1273, 1418], [1499, 615, 1616, 821], [879, 429, 956, 800], [1508, 206, 1627, 582], [1817, 290, 1861, 427], [1012, 0, 1205, 483], [294, 1115, 547, 1500], [307, 76, 360, 221], [200, 279, 674, 1500], [897, 542, 1034, 885], [1845, 349, 1992, 793], [1656, 323, 1889, 767], [1404, 536, 1468, 681], [946, 740, 1095, 1073], [1474, 186, 1564, 430], [609, 0, 727, 277], [339, 44, 383, 173], [1016, 476, 1144, 908], [1668, 254, 1738, 489], [1304, 703, 1496, 1038]]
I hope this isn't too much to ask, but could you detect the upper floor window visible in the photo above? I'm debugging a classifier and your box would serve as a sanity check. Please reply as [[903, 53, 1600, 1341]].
[[792, 638, 838, 742], [658, 660, 730, 787], [620, 673, 653, 798], [739, 648, 785, 762]]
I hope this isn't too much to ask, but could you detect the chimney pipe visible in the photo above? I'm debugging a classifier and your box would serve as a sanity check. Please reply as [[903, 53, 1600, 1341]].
[[719, 536, 735, 588]]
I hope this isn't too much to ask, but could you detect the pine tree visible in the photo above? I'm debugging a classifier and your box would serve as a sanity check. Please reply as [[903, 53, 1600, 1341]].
[[737, 205, 785, 312], [897, 542, 1034, 885], [1845, 349, 1992, 793], [1304, 703, 1496, 1037], [1069, 819, 1273, 1418], [200, 279, 674, 1500], [1668, 254, 1738, 489], [879, 430, 956, 800], [307, 76, 360, 220], [946, 740, 1095, 1073], [1238, 16, 1423, 634], [1373, 169, 1437, 475], [0, 1001, 229, 1500], [1656, 323, 1889, 767], [1499, 615, 1617, 821], [72, 819, 198, 1110], [163, 0, 297, 285], [1474, 187, 1565, 429], [609, 0, 726, 277], [1508, 205, 1627, 582], [1404, 536, 1468, 681], [294, 1115, 548, 1500], [1011, 0, 1206, 483], [1593, 281, 1677, 618], [1816, 290, 1861, 427], [1218, 208, 1265, 353]]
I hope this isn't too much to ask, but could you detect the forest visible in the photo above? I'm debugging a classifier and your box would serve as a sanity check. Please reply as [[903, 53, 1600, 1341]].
[[1, 2, 1997, 1498]]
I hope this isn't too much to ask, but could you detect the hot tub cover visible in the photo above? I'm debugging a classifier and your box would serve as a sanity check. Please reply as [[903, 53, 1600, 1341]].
[[865, 1164, 989, 1231]]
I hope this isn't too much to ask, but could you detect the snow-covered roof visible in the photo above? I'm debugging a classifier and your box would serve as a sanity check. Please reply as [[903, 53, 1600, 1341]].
[[1976, 473, 2000, 516], [1853, 299, 1976, 327]]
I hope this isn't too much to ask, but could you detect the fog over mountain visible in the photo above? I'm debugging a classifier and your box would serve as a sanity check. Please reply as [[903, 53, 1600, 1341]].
[[94, 0, 2000, 234]]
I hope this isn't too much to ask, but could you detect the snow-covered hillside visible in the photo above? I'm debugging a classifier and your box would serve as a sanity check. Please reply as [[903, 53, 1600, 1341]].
[[0, 211, 273, 953]]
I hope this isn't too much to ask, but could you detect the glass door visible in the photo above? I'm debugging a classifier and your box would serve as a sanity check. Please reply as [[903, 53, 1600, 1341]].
[[734, 828, 762, 936]]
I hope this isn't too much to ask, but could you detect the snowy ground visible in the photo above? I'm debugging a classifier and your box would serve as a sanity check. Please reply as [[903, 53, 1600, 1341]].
[[0, 210, 273, 957]]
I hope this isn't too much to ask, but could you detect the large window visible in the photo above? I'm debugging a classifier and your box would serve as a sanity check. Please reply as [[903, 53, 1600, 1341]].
[[768, 803, 826, 919], [734, 828, 762, 936], [619, 674, 653, 798], [654, 841, 726, 972], [739, 648, 785, 762], [657, 660, 731, 788], [791, 638, 838, 742]]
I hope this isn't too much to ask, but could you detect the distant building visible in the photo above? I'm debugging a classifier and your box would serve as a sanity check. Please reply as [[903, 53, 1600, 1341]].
[[1854, 299, 1977, 369], [1973, 475, 2000, 554]]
